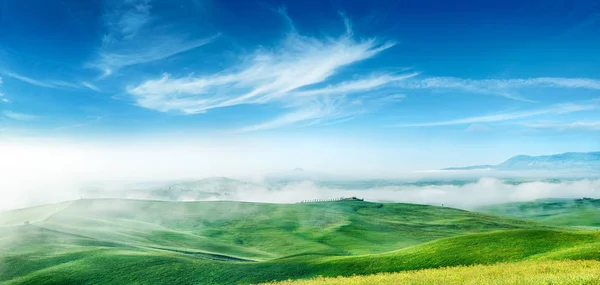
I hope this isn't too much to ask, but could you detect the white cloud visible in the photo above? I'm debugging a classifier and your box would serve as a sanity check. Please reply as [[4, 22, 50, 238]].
[[3, 72, 55, 88], [128, 18, 405, 131], [90, 35, 218, 77], [118, 0, 152, 38], [4, 111, 39, 121], [235, 96, 354, 133], [205, 178, 600, 209], [0, 92, 8, 103], [466, 124, 491, 133], [368, 93, 406, 104], [397, 101, 599, 127], [81, 81, 100, 92], [396, 77, 600, 102], [88, 0, 218, 77], [2, 72, 88, 90], [129, 35, 395, 111], [46, 80, 82, 89], [292, 73, 418, 97], [1, 137, 599, 211], [524, 121, 600, 131], [502, 77, 600, 89]]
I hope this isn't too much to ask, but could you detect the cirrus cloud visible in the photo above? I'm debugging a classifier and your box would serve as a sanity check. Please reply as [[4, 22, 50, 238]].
[[127, 15, 412, 131]]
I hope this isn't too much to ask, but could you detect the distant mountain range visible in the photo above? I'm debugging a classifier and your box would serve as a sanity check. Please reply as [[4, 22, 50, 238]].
[[444, 152, 600, 172]]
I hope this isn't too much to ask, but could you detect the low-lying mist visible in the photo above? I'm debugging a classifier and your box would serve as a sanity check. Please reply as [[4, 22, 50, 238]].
[[3, 176, 599, 211], [144, 178, 599, 209], [1, 140, 599, 211]]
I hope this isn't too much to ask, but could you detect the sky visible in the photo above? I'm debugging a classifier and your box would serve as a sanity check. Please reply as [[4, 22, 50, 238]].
[[1, 0, 600, 175]]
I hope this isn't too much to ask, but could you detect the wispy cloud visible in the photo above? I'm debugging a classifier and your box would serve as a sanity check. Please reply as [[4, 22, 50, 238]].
[[3, 111, 39, 121], [128, 35, 395, 113], [46, 80, 82, 89], [2, 72, 91, 90], [81, 81, 100, 92], [128, 15, 405, 131], [88, 0, 218, 77], [0, 79, 6, 102], [523, 121, 600, 131], [3, 72, 55, 88], [235, 96, 357, 133], [117, 0, 152, 38], [396, 77, 600, 102], [396, 101, 599, 127], [0, 92, 8, 103], [370, 93, 407, 104], [466, 124, 492, 133], [293, 73, 418, 97], [89, 35, 218, 78]]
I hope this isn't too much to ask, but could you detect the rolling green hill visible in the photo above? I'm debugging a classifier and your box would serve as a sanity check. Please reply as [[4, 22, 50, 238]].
[[477, 198, 600, 228], [1, 199, 559, 257], [263, 260, 600, 285], [1, 199, 598, 284]]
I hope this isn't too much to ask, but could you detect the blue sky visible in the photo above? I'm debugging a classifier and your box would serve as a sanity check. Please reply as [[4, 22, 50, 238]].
[[0, 0, 599, 170]]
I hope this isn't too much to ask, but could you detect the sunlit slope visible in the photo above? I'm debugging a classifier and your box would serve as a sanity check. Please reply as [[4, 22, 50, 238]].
[[1, 199, 560, 258], [0, 201, 73, 226], [263, 260, 600, 285], [3, 230, 600, 285], [1, 199, 592, 284], [478, 198, 600, 228]]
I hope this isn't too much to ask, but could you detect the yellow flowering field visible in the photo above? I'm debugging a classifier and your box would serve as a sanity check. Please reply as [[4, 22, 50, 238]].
[[263, 260, 600, 285]]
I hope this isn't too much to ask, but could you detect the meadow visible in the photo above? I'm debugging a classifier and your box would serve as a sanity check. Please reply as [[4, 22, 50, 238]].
[[1, 199, 599, 284], [478, 198, 600, 228], [263, 260, 600, 285]]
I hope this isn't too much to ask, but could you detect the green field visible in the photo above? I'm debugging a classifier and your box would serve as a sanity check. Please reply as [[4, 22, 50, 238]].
[[264, 260, 600, 285], [477, 198, 600, 228], [1, 199, 599, 284]]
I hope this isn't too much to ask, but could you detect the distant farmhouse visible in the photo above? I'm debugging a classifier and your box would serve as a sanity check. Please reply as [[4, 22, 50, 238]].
[[299, 197, 364, 203]]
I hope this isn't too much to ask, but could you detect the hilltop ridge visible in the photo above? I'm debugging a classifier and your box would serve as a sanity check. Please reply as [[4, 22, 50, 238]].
[[444, 151, 600, 172]]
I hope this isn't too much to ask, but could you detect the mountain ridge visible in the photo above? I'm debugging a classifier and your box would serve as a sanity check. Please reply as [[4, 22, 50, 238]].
[[444, 151, 600, 171]]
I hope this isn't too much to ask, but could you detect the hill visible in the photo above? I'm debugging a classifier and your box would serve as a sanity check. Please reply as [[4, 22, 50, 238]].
[[444, 151, 600, 172], [1, 199, 555, 257], [1, 199, 598, 284], [2, 228, 600, 284], [476, 198, 600, 228], [263, 260, 600, 285]]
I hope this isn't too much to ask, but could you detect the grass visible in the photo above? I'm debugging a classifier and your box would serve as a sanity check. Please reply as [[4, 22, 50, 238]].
[[262, 260, 600, 285], [477, 198, 600, 228], [2, 199, 560, 258], [1, 199, 598, 284], [2, 229, 600, 284]]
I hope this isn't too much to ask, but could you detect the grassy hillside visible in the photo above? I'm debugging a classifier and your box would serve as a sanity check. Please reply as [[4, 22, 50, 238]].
[[2, 229, 599, 284], [263, 260, 600, 285], [477, 198, 600, 228], [1, 199, 597, 284], [1, 199, 558, 257]]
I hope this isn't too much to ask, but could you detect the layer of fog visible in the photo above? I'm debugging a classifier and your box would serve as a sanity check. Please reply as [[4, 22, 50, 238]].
[[1, 139, 599, 211], [3, 176, 600, 211], [32, 178, 598, 211]]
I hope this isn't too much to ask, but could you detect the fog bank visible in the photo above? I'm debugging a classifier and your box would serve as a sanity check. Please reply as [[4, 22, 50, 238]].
[[4, 177, 599, 211], [1, 140, 598, 211], [177, 178, 600, 209]]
